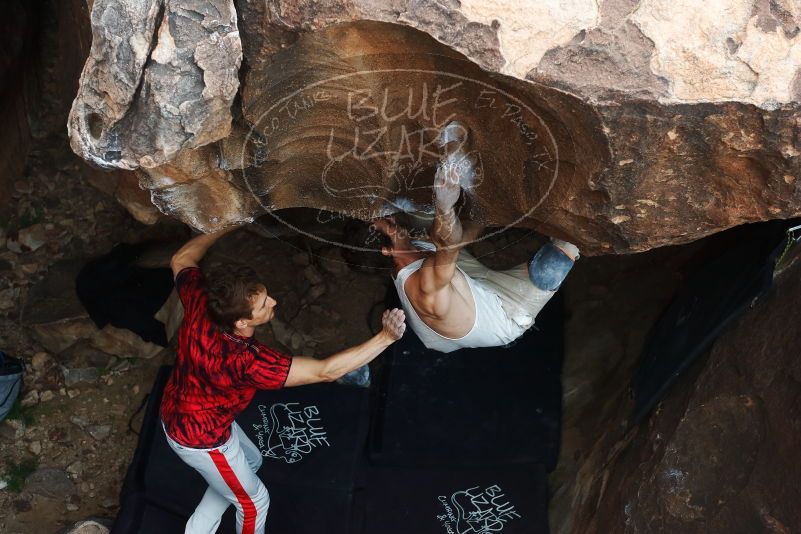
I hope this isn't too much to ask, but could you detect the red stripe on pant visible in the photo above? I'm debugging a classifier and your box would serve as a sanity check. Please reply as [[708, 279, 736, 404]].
[[208, 449, 257, 534]]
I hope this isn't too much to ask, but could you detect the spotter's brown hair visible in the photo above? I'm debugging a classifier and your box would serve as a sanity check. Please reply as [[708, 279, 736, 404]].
[[205, 264, 263, 329]]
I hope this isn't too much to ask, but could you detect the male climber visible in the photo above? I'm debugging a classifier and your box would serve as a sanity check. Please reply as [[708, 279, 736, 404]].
[[372, 121, 578, 353], [160, 226, 406, 534]]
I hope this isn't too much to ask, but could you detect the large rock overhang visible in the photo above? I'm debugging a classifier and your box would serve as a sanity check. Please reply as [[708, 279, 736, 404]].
[[68, 2, 801, 255]]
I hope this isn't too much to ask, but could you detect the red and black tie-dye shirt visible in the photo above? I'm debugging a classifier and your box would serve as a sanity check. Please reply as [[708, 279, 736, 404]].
[[160, 267, 292, 449]]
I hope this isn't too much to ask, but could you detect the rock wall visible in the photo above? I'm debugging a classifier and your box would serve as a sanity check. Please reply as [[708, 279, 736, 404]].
[[67, 0, 242, 170], [235, 0, 801, 108], [565, 251, 801, 533], [67, 0, 801, 253]]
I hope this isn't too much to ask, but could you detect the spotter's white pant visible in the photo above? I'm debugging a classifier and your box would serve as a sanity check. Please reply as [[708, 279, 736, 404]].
[[164, 422, 269, 534]]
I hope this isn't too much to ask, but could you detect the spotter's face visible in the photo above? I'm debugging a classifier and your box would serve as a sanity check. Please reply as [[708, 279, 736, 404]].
[[247, 286, 277, 326]]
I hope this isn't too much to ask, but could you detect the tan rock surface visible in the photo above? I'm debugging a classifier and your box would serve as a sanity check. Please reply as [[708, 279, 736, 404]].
[[68, 0, 242, 169], [66, 1, 801, 254]]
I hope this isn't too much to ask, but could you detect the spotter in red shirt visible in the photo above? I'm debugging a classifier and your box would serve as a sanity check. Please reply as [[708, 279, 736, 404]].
[[160, 267, 292, 449]]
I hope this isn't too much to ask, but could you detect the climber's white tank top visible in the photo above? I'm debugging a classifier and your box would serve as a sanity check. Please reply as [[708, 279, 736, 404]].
[[393, 258, 520, 353]]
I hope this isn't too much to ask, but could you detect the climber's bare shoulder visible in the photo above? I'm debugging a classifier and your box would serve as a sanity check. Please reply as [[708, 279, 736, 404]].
[[403, 263, 476, 338]]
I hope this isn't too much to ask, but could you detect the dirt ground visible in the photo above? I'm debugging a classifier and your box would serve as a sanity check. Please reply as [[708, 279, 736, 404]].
[[0, 141, 172, 532]]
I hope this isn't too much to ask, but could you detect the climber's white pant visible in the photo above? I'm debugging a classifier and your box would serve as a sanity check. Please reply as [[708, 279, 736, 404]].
[[455, 250, 557, 332], [164, 422, 269, 534]]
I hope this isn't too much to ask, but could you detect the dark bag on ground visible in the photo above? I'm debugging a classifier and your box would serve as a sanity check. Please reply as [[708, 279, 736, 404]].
[[0, 351, 23, 422]]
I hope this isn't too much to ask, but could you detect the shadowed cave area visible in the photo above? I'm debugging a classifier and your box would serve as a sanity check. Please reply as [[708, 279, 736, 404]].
[[2, 2, 801, 533]]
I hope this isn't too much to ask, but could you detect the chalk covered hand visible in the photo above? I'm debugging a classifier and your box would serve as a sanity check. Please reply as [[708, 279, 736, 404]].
[[381, 308, 406, 341]]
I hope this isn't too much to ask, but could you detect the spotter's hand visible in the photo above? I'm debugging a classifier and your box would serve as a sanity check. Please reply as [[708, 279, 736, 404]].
[[381, 308, 406, 341]]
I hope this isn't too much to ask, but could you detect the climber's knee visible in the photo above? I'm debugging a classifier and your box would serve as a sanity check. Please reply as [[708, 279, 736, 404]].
[[528, 240, 578, 291]]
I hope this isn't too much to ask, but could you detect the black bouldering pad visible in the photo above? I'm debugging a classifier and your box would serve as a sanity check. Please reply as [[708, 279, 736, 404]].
[[113, 366, 369, 534], [632, 221, 790, 424], [353, 462, 549, 534], [113, 498, 187, 534], [369, 295, 563, 471]]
